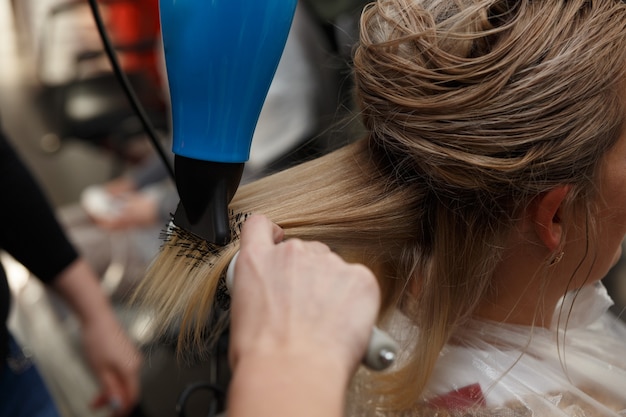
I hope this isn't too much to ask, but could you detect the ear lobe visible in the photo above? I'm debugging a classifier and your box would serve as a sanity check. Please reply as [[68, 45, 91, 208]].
[[531, 185, 571, 251]]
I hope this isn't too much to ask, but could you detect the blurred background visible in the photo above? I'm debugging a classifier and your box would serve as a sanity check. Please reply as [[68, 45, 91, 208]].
[[2, 1, 221, 416], [1, 0, 366, 416], [1, 1, 625, 417]]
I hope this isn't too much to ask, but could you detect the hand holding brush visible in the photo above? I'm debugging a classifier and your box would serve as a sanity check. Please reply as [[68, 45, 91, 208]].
[[227, 215, 397, 372], [227, 214, 388, 417]]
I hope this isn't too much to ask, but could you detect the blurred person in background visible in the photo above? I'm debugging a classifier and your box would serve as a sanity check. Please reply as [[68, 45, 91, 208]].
[[0, 128, 141, 417]]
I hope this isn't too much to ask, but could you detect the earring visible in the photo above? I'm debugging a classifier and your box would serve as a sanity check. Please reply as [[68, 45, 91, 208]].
[[550, 251, 565, 266]]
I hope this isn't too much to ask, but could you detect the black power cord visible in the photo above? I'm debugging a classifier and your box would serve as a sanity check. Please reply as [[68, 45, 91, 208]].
[[86, 0, 175, 180]]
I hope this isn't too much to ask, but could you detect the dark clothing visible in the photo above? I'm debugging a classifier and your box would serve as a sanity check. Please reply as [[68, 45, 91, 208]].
[[0, 272, 8, 361], [0, 131, 78, 361]]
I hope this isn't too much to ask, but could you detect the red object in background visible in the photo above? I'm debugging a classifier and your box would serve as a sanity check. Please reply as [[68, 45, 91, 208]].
[[427, 383, 487, 410], [105, 0, 161, 86]]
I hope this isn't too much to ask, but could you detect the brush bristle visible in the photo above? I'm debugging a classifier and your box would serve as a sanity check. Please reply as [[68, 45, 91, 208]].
[[156, 210, 252, 312], [134, 210, 251, 349], [159, 210, 252, 266]]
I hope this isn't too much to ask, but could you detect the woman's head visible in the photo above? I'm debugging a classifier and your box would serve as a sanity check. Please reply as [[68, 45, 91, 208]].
[[352, 0, 626, 299], [350, 0, 626, 405]]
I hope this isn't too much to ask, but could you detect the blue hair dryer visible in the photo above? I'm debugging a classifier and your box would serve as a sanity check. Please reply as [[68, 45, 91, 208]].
[[160, 0, 298, 244]]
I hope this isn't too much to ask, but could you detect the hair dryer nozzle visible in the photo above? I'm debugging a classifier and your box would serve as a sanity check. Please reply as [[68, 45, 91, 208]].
[[173, 155, 244, 245]]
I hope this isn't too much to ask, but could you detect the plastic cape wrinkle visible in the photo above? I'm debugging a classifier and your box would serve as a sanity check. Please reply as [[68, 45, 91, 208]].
[[347, 282, 626, 417]]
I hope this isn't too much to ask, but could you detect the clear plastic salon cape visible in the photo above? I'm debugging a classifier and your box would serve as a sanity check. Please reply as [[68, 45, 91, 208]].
[[348, 282, 626, 416]]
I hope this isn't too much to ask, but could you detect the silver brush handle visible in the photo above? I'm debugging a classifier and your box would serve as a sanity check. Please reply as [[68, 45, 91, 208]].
[[226, 252, 398, 371]]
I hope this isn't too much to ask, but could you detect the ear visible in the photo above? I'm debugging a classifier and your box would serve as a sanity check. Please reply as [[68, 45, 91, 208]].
[[530, 185, 571, 251]]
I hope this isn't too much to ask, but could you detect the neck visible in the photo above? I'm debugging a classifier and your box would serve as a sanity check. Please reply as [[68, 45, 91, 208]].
[[474, 242, 562, 328]]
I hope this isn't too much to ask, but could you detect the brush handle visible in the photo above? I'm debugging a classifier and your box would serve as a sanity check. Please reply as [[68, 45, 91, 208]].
[[226, 252, 398, 371]]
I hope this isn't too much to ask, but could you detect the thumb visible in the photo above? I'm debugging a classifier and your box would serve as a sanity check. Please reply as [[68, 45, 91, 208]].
[[90, 371, 126, 415]]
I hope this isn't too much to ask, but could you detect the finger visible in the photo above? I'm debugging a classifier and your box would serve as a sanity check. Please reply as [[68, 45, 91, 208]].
[[271, 220, 285, 244], [119, 365, 141, 414], [92, 370, 129, 416], [240, 214, 284, 250], [301, 240, 332, 254], [278, 238, 332, 258], [90, 391, 109, 410], [109, 350, 142, 415], [91, 392, 124, 417]]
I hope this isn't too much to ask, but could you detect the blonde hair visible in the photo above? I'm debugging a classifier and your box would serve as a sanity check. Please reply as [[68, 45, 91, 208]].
[[137, 0, 626, 411]]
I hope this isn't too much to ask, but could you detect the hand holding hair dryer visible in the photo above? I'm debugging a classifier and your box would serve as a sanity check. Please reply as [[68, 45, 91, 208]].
[[160, 0, 298, 244]]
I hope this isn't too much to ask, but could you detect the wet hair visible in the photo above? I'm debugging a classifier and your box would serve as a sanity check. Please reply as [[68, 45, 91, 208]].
[[350, 0, 626, 406], [136, 0, 626, 411]]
